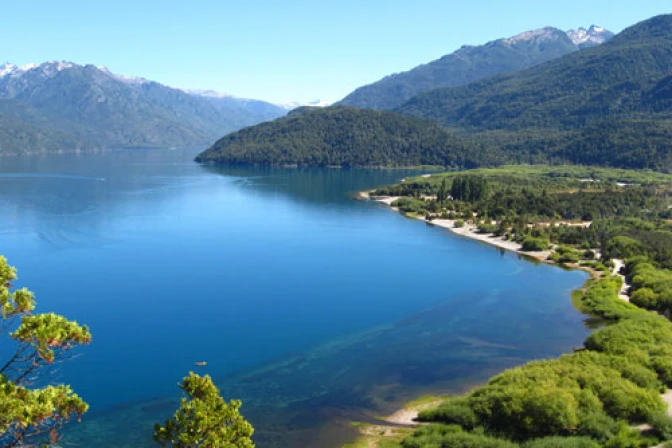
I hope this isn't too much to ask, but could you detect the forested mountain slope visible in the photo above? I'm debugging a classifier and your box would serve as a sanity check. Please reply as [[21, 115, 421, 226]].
[[396, 14, 672, 170], [195, 106, 488, 167], [338, 26, 612, 110]]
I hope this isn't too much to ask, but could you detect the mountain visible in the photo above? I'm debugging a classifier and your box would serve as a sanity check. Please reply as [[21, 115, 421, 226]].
[[181, 88, 290, 121], [338, 25, 613, 110], [275, 99, 333, 111], [0, 61, 287, 154], [395, 14, 672, 170], [566, 25, 615, 48], [194, 106, 488, 168], [195, 15, 672, 171]]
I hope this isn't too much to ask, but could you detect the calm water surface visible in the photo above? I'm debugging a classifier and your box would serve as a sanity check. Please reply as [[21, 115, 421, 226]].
[[0, 149, 590, 447]]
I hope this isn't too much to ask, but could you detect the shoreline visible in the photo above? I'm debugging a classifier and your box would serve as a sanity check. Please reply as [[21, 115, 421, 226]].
[[347, 193, 632, 446], [369, 194, 552, 261]]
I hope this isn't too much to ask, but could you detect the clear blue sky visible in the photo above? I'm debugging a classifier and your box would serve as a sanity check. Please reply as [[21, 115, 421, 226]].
[[3, 1, 669, 104]]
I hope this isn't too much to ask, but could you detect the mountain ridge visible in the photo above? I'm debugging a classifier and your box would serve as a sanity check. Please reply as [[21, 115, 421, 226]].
[[195, 14, 672, 171], [0, 61, 288, 154], [394, 13, 672, 169], [337, 25, 613, 110]]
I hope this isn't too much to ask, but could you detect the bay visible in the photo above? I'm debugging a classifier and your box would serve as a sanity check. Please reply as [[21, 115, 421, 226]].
[[0, 148, 590, 447]]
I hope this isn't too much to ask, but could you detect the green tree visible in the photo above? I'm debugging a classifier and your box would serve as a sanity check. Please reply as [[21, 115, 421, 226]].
[[437, 179, 448, 202], [0, 256, 91, 447], [451, 175, 490, 202], [154, 373, 254, 448]]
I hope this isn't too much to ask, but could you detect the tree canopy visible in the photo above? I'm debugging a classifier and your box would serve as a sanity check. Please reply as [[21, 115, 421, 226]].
[[0, 256, 91, 447], [154, 372, 254, 448], [195, 106, 490, 168]]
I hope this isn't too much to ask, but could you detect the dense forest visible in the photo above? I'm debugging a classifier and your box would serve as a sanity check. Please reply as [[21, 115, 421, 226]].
[[200, 14, 672, 171], [362, 165, 672, 447], [396, 14, 672, 170], [195, 106, 489, 168]]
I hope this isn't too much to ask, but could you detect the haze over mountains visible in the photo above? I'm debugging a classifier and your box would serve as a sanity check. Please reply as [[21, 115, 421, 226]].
[[338, 25, 614, 110], [0, 61, 287, 154], [198, 14, 672, 171]]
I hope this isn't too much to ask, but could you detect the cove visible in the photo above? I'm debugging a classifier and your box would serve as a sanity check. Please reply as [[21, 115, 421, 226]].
[[0, 149, 590, 447]]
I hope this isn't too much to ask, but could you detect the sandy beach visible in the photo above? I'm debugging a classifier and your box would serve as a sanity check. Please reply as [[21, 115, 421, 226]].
[[371, 196, 552, 260]]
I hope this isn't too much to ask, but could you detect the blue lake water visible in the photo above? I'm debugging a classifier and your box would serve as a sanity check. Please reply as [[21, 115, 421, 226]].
[[0, 149, 590, 447]]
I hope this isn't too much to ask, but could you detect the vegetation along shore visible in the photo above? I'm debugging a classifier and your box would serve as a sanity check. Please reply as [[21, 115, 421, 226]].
[[349, 165, 672, 447]]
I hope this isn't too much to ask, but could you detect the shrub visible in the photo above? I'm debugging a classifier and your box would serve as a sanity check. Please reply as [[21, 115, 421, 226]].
[[649, 412, 672, 441], [522, 237, 550, 251], [523, 436, 601, 448], [402, 429, 518, 448], [418, 399, 478, 429], [478, 222, 499, 234], [583, 250, 596, 260]]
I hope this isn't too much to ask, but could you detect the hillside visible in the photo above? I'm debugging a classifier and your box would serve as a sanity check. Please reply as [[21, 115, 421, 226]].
[[195, 106, 487, 167], [395, 14, 672, 170], [0, 62, 287, 154], [193, 15, 672, 171], [338, 26, 612, 110]]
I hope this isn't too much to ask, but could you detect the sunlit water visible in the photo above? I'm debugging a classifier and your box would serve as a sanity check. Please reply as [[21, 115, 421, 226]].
[[0, 149, 590, 447]]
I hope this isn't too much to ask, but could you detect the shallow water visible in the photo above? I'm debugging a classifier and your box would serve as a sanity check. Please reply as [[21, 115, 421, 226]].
[[0, 149, 590, 447]]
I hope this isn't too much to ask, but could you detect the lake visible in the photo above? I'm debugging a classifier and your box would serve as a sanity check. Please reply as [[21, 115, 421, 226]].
[[0, 148, 590, 447]]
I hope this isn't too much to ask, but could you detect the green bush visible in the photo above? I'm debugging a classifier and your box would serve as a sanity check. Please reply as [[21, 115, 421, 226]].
[[522, 237, 550, 251], [392, 197, 429, 215], [522, 436, 600, 448], [649, 412, 672, 441], [602, 422, 654, 448], [478, 222, 499, 234], [630, 288, 657, 309], [402, 428, 518, 448], [418, 399, 478, 429]]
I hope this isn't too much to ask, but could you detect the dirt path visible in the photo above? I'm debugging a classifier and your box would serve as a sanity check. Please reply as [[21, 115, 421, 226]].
[[612, 259, 631, 302]]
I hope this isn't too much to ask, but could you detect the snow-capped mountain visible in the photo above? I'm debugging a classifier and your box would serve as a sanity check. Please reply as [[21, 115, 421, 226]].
[[339, 24, 614, 110], [0, 60, 288, 154], [502, 27, 568, 46], [503, 25, 614, 48], [277, 99, 332, 111], [97, 65, 149, 85], [0, 61, 148, 95], [566, 25, 615, 48], [0, 62, 30, 77], [181, 88, 234, 99], [182, 88, 331, 111], [0, 61, 72, 79], [340, 27, 578, 110]]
